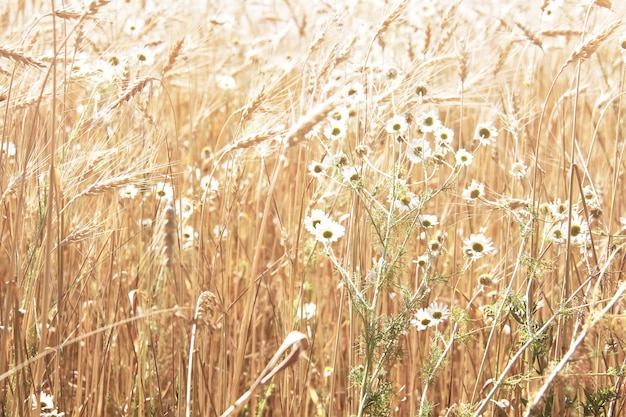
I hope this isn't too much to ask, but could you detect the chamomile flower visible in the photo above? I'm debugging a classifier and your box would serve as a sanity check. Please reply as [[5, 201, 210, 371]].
[[417, 111, 441, 133], [390, 190, 419, 213], [154, 182, 174, 201], [330, 152, 349, 168], [180, 197, 195, 221], [324, 119, 347, 141], [308, 160, 327, 178], [463, 233, 497, 261], [1, 141, 16, 158], [134, 46, 155, 65], [509, 160, 527, 178], [545, 222, 567, 244], [344, 82, 366, 105], [181, 225, 197, 250], [415, 81, 429, 102], [418, 214, 439, 228], [413, 254, 429, 268], [354, 144, 371, 158], [406, 138, 432, 164], [385, 114, 408, 135], [426, 302, 450, 325], [119, 184, 139, 199], [304, 209, 331, 234], [32, 391, 65, 416], [342, 166, 362, 184], [123, 17, 144, 37], [201, 175, 219, 194], [581, 185, 598, 204], [455, 149, 473, 166], [297, 302, 317, 321], [434, 126, 454, 147], [473, 122, 498, 146], [328, 106, 350, 124], [216, 74, 237, 90], [569, 213, 589, 241], [547, 199, 570, 220], [462, 180, 485, 201], [410, 308, 433, 331], [478, 272, 497, 287], [427, 238, 445, 257], [313, 217, 346, 244]]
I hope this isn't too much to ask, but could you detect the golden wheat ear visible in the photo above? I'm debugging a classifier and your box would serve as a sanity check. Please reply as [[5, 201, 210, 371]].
[[219, 331, 310, 417]]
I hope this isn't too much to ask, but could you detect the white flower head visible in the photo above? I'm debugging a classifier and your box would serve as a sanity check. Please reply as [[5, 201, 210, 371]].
[[547, 198, 570, 220], [343, 82, 366, 105], [123, 17, 145, 37], [545, 222, 567, 244], [313, 217, 346, 244], [324, 119, 347, 141], [509, 160, 527, 178], [308, 160, 328, 178], [417, 111, 441, 133], [455, 149, 473, 166], [304, 209, 331, 235], [407, 138, 432, 164], [134, 46, 155, 65], [463, 233, 497, 261], [426, 302, 450, 325], [569, 213, 589, 245], [410, 308, 434, 331], [180, 197, 195, 221], [328, 106, 350, 124], [462, 180, 485, 201], [418, 214, 439, 228], [415, 81, 429, 102], [389, 190, 419, 213], [413, 254, 429, 268], [154, 181, 174, 202], [434, 126, 454, 147], [1, 142, 16, 158], [119, 184, 139, 199], [473, 122, 499, 146], [216, 74, 237, 90], [297, 302, 317, 321], [385, 114, 408, 135], [342, 166, 362, 184]]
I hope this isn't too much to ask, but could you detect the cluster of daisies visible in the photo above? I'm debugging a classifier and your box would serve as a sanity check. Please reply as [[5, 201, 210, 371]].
[[540, 194, 595, 253], [304, 209, 346, 244], [118, 164, 221, 252], [384, 110, 487, 169], [410, 302, 450, 331]]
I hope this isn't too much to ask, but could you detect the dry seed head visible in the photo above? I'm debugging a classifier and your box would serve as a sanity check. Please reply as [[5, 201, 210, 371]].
[[514, 20, 543, 51], [161, 37, 185, 78], [457, 38, 469, 83], [373, 0, 410, 42], [0, 46, 46, 69], [161, 204, 177, 268], [563, 20, 621, 69], [194, 291, 219, 327]]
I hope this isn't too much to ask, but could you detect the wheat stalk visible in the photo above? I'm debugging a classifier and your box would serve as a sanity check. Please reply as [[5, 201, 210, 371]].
[[62, 174, 134, 209], [372, 0, 410, 42], [185, 291, 219, 417], [0, 47, 46, 69], [161, 37, 185, 78], [562, 20, 621, 69]]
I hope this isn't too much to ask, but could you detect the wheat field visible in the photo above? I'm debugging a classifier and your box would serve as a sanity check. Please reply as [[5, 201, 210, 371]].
[[1, 0, 626, 416]]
